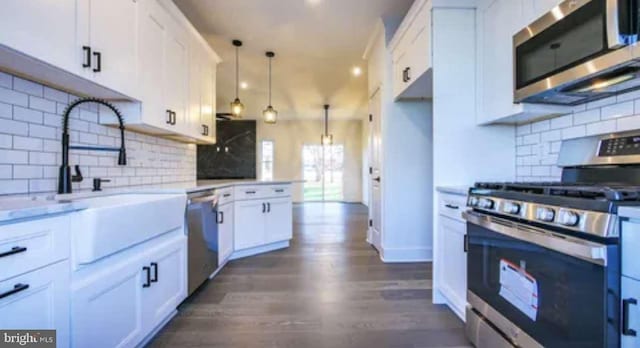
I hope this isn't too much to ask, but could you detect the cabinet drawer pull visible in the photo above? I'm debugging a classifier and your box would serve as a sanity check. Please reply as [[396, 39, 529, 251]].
[[223, 193, 231, 198], [92, 51, 102, 72], [623, 298, 638, 336], [0, 283, 29, 300], [445, 204, 459, 210], [143, 266, 151, 288], [246, 190, 256, 194], [82, 46, 91, 68], [150, 262, 158, 283], [218, 211, 224, 224], [275, 189, 285, 193], [0, 246, 27, 259]]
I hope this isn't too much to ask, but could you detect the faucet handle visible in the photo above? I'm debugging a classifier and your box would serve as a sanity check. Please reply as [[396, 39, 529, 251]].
[[72, 165, 83, 183], [92, 178, 111, 192]]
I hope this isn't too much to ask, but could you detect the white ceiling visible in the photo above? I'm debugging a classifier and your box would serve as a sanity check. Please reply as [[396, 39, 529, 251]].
[[173, 0, 413, 120]]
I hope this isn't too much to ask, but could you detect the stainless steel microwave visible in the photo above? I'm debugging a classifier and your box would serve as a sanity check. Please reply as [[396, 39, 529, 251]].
[[514, 0, 640, 105]]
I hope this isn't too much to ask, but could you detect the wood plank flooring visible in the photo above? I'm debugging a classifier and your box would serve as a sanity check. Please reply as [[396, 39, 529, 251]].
[[149, 203, 470, 348]]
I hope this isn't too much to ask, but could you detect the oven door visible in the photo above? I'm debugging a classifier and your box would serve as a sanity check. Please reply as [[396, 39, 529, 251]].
[[463, 210, 619, 348], [514, 0, 639, 104]]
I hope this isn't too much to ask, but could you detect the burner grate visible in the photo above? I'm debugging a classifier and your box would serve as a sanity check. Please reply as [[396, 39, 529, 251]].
[[474, 182, 640, 202]]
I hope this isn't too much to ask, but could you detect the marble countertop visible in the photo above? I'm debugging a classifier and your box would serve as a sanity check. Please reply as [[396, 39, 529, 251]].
[[436, 186, 469, 196], [0, 179, 300, 223]]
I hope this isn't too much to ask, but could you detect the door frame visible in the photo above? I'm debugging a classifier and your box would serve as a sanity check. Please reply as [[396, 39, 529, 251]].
[[367, 87, 383, 250]]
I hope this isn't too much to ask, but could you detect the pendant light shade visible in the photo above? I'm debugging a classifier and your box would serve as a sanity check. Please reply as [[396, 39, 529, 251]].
[[321, 104, 333, 145], [263, 51, 278, 124], [230, 40, 244, 117]]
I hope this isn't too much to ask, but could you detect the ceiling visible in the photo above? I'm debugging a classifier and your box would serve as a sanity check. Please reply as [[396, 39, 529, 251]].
[[173, 0, 413, 121]]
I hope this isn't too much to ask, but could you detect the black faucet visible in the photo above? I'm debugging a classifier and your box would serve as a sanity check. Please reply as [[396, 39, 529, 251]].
[[58, 98, 127, 194]]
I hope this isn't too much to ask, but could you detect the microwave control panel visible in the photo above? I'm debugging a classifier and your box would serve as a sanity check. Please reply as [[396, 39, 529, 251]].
[[599, 136, 640, 156]]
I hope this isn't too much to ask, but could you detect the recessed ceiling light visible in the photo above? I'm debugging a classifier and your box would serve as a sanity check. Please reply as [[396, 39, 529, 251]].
[[306, 0, 322, 6], [352, 66, 362, 77], [240, 81, 249, 89]]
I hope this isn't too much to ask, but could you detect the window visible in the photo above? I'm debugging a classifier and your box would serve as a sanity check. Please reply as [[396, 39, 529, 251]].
[[302, 144, 344, 201], [261, 140, 274, 180]]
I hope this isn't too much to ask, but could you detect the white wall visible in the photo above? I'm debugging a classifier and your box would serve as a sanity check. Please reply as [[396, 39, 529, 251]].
[[516, 93, 640, 181], [256, 119, 363, 203], [0, 71, 196, 195]]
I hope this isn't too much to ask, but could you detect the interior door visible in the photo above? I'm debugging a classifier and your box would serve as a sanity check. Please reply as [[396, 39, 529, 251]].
[[368, 90, 382, 251], [0, 0, 79, 74]]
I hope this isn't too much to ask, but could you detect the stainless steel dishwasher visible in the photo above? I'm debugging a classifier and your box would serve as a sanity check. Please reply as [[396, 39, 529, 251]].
[[186, 189, 219, 295]]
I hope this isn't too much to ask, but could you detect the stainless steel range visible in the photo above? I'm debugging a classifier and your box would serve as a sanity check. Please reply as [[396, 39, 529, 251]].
[[464, 131, 640, 348]]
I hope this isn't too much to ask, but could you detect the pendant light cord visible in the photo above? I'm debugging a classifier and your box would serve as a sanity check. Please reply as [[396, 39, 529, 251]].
[[324, 106, 329, 135], [268, 57, 272, 105], [235, 45, 239, 99]]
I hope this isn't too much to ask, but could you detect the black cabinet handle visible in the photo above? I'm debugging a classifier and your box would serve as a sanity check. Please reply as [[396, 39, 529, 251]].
[[402, 68, 407, 82], [445, 204, 459, 210], [150, 262, 158, 283], [143, 266, 151, 288], [623, 298, 638, 336], [405, 67, 411, 82], [275, 189, 284, 193], [262, 203, 266, 213], [171, 111, 177, 125], [223, 193, 231, 198], [92, 51, 101, 72], [267, 202, 271, 213], [246, 190, 256, 194], [0, 283, 29, 300], [463, 234, 469, 253], [218, 211, 224, 224], [0, 246, 27, 259], [166, 110, 172, 125], [82, 46, 91, 68], [202, 125, 209, 136]]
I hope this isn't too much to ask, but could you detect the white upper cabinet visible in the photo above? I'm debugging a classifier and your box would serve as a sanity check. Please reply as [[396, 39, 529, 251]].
[[80, 0, 139, 98], [188, 38, 217, 144], [0, 0, 80, 74], [389, 0, 433, 100], [476, 0, 569, 124]]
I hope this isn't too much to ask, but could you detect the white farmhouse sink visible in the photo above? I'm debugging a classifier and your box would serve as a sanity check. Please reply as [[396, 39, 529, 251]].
[[71, 193, 186, 265]]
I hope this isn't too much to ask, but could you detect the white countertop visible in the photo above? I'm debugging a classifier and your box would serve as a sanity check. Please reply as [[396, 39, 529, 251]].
[[0, 179, 299, 223], [436, 186, 469, 196], [619, 206, 640, 220]]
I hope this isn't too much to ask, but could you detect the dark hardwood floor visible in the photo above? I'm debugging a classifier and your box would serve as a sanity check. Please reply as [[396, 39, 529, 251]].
[[149, 203, 470, 348]]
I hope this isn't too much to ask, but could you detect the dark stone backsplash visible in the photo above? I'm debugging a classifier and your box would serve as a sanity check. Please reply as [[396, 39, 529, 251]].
[[197, 120, 256, 179]]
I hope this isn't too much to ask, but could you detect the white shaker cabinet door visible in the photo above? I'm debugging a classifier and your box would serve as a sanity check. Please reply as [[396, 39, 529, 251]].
[[234, 200, 266, 251], [218, 203, 234, 263], [87, 0, 139, 98], [265, 198, 293, 244], [0, 0, 79, 74], [163, 21, 189, 133]]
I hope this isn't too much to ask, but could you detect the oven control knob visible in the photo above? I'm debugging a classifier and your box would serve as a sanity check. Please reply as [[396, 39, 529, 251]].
[[559, 210, 580, 226], [468, 196, 479, 207], [503, 202, 521, 215], [478, 198, 495, 210], [536, 207, 555, 222]]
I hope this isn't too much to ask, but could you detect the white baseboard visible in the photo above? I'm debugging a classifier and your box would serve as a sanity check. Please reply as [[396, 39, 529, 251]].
[[229, 240, 290, 260], [379, 246, 433, 263]]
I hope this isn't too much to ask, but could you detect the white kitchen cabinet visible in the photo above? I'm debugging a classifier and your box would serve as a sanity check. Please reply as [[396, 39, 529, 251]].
[[141, 235, 187, 335], [72, 252, 145, 348], [163, 21, 189, 133], [476, 0, 569, 124], [79, 0, 139, 98], [622, 276, 640, 348], [434, 191, 468, 321], [200, 59, 217, 143], [218, 202, 234, 264], [0, 1, 79, 75], [234, 200, 266, 251], [72, 233, 186, 348], [389, 0, 433, 100], [188, 39, 217, 144], [0, 261, 70, 348], [265, 198, 293, 244]]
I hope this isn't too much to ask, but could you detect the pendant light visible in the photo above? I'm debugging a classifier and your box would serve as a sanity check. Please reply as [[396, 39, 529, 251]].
[[230, 40, 244, 117], [321, 104, 333, 145], [263, 51, 277, 124]]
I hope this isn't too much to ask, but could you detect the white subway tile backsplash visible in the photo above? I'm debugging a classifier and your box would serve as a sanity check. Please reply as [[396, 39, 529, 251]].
[[572, 109, 600, 125], [601, 101, 634, 120], [13, 77, 43, 97], [0, 73, 197, 195], [516, 90, 640, 181]]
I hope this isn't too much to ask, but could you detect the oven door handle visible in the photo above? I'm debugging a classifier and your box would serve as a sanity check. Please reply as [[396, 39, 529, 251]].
[[462, 210, 608, 266]]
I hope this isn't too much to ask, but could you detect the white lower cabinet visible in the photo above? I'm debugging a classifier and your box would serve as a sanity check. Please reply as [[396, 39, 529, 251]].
[[265, 198, 293, 244], [233, 200, 267, 251], [0, 261, 70, 348], [622, 276, 640, 348], [439, 216, 467, 314], [72, 234, 186, 348], [218, 202, 234, 263]]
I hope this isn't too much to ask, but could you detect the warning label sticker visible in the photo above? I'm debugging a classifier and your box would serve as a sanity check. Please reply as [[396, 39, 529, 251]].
[[499, 259, 538, 321]]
